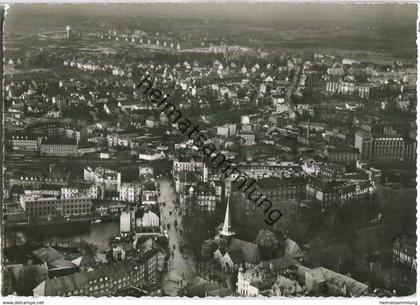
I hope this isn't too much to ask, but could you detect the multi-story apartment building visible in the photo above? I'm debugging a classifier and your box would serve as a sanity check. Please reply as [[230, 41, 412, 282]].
[[180, 183, 217, 214], [325, 81, 373, 99], [318, 163, 346, 180], [8, 133, 40, 151], [236, 162, 301, 179], [7, 174, 67, 187], [237, 265, 299, 297], [20, 195, 92, 218], [141, 190, 158, 205], [175, 171, 199, 194], [354, 130, 405, 162], [119, 182, 142, 203], [84, 166, 121, 192], [172, 155, 205, 175], [237, 267, 269, 297], [138, 148, 165, 161], [107, 133, 137, 148], [64, 125, 87, 143], [256, 176, 306, 202], [229, 176, 306, 231], [306, 179, 373, 206], [40, 137, 78, 157], [61, 183, 99, 199], [296, 265, 368, 296], [23, 185, 62, 198], [325, 147, 360, 164], [141, 180, 158, 205], [237, 131, 256, 145], [393, 237, 416, 272], [33, 258, 154, 296], [404, 139, 417, 161], [217, 124, 237, 138]]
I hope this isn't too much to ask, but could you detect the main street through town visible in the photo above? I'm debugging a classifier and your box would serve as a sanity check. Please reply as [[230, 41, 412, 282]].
[[158, 178, 196, 296]]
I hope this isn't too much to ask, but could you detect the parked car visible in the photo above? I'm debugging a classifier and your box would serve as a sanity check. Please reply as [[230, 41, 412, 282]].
[[169, 209, 173, 216], [172, 244, 176, 250], [167, 223, 170, 230]]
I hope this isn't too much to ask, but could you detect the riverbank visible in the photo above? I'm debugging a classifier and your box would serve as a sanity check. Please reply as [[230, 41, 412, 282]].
[[3, 220, 120, 252], [4, 213, 119, 230]]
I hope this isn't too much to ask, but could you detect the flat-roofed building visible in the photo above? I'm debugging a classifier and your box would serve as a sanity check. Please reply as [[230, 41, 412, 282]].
[[138, 149, 165, 161], [354, 130, 404, 162], [325, 147, 360, 164], [20, 195, 92, 218], [180, 182, 217, 214], [326, 81, 373, 99], [119, 182, 142, 203], [8, 133, 40, 151], [40, 137, 78, 157], [217, 124, 237, 138], [306, 178, 373, 207], [237, 132, 256, 146], [256, 176, 306, 202], [61, 183, 99, 199], [173, 156, 205, 175]]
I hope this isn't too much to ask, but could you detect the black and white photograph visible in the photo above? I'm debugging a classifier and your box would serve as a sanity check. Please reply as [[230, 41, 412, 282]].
[[1, 1, 418, 301]]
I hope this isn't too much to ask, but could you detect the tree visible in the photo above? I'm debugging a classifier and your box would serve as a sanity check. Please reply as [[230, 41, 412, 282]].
[[77, 240, 98, 255], [255, 229, 280, 259]]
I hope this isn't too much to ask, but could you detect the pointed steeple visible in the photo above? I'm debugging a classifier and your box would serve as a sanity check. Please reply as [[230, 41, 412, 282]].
[[220, 198, 235, 237]]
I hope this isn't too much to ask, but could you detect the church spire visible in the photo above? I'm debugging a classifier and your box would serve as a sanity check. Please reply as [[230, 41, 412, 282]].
[[220, 198, 235, 237]]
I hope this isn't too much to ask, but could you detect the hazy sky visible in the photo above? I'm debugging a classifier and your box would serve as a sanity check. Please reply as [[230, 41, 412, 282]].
[[5, 3, 416, 27]]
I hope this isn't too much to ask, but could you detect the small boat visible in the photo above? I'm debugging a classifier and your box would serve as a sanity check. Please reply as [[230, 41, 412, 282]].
[[91, 219, 102, 224]]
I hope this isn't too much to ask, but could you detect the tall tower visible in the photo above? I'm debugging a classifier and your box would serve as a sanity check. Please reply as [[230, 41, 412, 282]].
[[65, 25, 72, 39], [219, 198, 235, 237], [219, 198, 235, 250]]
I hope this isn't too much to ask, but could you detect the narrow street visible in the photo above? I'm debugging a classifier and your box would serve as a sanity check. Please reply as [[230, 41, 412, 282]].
[[158, 178, 196, 296]]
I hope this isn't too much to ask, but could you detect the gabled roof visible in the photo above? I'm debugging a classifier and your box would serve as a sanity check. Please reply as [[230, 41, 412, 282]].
[[228, 238, 261, 265], [32, 247, 77, 270], [113, 241, 135, 253], [317, 267, 368, 296], [226, 248, 244, 264], [134, 234, 169, 249], [71, 253, 107, 267], [33, 260, 139, 296], [33, 247, 64, 263], [47, 259, 77, 270], [308, 267, 327, 283], [284, 239, 304, 259], [259, 254, 296, 271], [136, 237, 164, 255]]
